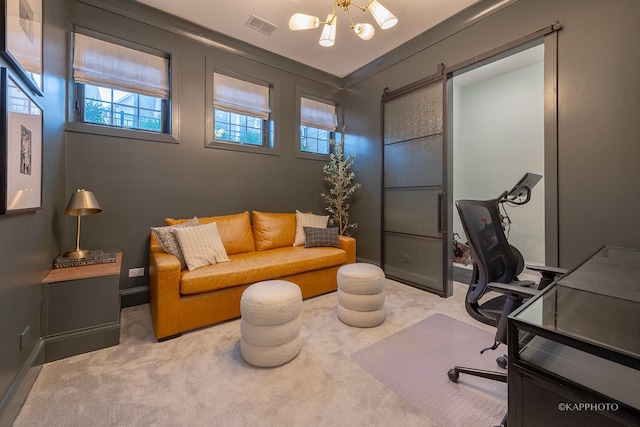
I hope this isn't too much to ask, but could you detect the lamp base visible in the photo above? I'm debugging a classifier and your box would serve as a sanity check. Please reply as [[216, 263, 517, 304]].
[[61, 249, 94, 259]]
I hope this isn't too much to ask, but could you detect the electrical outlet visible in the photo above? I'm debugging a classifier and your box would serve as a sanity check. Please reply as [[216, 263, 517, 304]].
[[128, 267, 145, 278]]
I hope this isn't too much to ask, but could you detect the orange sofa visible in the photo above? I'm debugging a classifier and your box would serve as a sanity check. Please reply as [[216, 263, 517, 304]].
[[149, 211, 356, 340]]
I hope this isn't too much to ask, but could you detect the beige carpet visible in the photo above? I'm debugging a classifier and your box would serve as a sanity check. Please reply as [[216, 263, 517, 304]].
[[14, 280, 498, 427]]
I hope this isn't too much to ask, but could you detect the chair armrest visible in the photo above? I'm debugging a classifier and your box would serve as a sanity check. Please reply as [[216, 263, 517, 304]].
[[488, 281, 539, 298], [526, 263, 568, 277], [526, 263, 568, 289]]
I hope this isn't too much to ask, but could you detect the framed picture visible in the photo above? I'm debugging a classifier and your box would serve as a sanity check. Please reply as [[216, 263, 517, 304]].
[[1, 67, 43, 213], [1, 0, 43, 95]]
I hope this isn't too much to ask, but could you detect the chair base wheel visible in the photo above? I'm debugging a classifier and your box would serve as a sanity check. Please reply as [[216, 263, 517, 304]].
[[496, 355, 508, 369], [447, 368, 459, 383]]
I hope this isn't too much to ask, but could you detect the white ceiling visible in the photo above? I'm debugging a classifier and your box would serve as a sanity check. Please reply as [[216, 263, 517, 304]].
[[135, 0, 481, 78]]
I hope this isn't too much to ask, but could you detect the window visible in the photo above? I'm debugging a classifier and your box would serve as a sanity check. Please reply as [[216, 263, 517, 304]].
[[72, 33, 170, 133], [300, 97, 337, 155], [213, 73, 273, 147]]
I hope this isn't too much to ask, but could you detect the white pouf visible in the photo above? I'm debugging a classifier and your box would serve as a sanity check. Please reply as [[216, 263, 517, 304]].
[[240, 335, 303, 368], [337, 263, 386, 327], [337, 304, 386, 328], [337, 289, 386, 312], [240, 315, 301, 347], [240, 280, 303, 367], [240, 280, 302, 326], [337, 263, 386, 295]]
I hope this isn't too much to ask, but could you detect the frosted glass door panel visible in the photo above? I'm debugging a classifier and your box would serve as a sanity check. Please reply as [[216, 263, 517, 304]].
[[384, 136, 443, 188], [383, 83, 443, 145], [384, 233, 442, 292], [384, 188, 440, 237], [382, 77, 448, 295]]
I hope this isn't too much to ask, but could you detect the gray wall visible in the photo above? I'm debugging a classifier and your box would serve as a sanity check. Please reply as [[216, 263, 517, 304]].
[[0, 0, 67, 422], [344, 0, 640, 268]]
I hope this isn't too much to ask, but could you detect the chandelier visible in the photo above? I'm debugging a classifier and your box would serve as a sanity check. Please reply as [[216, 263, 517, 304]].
[[288, 0, 398, 47]]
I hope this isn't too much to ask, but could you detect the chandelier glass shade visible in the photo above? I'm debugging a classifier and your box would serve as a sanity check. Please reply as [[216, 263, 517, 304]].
[[289, 0, 397, 46]]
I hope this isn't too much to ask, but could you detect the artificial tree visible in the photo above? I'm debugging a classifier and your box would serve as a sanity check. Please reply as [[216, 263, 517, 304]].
[[321, 130, 361, 236]]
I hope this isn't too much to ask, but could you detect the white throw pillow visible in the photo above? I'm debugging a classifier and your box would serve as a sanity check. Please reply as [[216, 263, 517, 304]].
[[173, 222, 230, 271], [151, 216, 200, 270], [293, 210, 329, 246]]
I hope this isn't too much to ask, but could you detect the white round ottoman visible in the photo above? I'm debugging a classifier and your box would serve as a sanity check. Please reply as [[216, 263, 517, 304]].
[[337, 263, 386, 327], [240, 280, 302, 367]]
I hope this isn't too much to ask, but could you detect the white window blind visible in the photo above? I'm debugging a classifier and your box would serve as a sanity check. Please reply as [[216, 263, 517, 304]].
[[213, 73, 270, 120], [301, 97, 336, 131], [73, 33, 169, 99]]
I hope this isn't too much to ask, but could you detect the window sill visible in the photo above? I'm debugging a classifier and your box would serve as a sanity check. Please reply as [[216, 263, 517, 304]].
[[206, 140, 279, 156], [296, 151, 330, 161], [65, 122, 179, 144]]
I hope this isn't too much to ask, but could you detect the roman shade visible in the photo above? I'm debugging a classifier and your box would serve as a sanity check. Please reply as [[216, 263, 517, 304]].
[[72, 33, 169, 99], [301, 97, 336, 131], [213, 73, 270, 120]]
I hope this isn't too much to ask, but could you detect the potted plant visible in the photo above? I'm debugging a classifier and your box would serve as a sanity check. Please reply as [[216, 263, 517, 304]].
[[321, 129, 361, 236]]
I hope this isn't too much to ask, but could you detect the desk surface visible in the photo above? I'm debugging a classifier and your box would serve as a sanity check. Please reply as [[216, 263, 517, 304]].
[[557, 246, 640, 303], [43, 252, 122, 283], [514, 246, 640, 361]]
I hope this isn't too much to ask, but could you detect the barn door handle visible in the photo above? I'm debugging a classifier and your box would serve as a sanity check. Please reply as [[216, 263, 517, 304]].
[[437, 192, 446, 234]]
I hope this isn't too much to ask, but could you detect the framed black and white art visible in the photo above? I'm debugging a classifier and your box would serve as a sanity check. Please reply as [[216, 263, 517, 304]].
[[1, 0, 43, 95], [1, 67, 43, 213]]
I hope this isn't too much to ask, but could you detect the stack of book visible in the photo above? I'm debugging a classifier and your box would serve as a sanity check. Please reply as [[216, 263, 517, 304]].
[[54, 250, 117, 269]]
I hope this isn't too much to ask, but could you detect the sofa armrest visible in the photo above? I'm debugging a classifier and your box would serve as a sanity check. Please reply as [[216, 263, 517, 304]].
[[149, 235, 182, 340], [338, 235, 356, 264]]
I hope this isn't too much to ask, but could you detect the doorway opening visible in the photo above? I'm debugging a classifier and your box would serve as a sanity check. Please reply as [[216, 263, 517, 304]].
[[450, 43, 546, 278]]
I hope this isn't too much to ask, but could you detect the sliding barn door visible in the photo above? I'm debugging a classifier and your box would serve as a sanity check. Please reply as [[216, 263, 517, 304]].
[[382, 73, 452, 296]]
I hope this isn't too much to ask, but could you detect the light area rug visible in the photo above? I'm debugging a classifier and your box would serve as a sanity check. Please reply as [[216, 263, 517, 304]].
[[14, 280, 500, 427], [352, 313, 507, 427]]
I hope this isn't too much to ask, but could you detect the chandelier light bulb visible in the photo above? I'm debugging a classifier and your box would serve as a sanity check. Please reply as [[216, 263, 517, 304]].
[[319, 14, 337, 47], [289, 13, 320, 31], [354, 23, 375, 40], [367, 0, 398, 30]]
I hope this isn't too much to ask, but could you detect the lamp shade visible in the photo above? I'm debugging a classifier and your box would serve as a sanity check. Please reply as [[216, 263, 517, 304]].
[[368, 0, 398, 30], [65, 189, 102, 216], [319, 14, 337, 47], [289, 13, 320, 31], [354, 23, 375, 40]]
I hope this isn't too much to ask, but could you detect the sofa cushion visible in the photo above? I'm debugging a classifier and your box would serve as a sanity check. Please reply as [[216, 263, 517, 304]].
[[252, 211, 296, 251], [293, 210, 329, 246], [180, 246, 347, 295], [166, 211, 255, 255], [173, 222, 230, 271], [304, 226, 340, 248]]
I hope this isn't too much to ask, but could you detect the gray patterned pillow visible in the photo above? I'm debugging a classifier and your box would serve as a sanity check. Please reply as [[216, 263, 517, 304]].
[[151, 216, 199, 269], [303, 226, 340, 248]]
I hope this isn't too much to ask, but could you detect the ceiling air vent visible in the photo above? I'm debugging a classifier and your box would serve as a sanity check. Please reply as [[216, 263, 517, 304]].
[[245, 15, 278, 36]]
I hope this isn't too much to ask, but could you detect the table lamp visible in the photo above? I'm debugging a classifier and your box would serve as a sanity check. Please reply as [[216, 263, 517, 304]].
[[62, 189, 102, 258]]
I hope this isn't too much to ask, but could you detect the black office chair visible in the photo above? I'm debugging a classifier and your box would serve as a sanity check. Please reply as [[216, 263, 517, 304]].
[[447, 199, 565, 386]]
